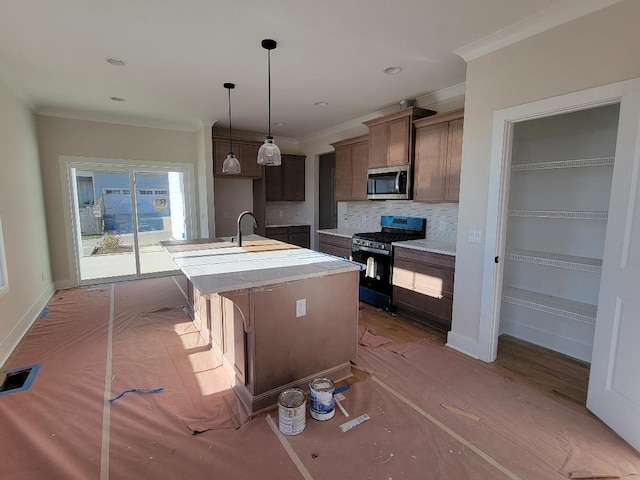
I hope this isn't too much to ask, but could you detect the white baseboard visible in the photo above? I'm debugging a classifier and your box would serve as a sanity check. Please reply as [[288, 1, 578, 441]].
[[54, 279, 77, 290], [501, 319, 592, 363], [0, 283, 55, 367], [446, 331, 481, 360]]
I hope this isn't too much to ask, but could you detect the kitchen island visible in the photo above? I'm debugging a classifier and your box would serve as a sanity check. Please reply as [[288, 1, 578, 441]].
[[162, 236, 360, 415]]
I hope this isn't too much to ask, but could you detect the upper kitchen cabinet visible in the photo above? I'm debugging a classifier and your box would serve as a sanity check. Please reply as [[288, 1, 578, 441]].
[[413, 109, 464, 203], [363, 107, 436, 168], [331, 135, 369, 202], [213, 137, 263, 179], [265, 154, 306, 201]]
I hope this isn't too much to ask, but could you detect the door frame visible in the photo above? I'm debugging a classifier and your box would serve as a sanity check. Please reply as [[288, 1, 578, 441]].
[[59, 155, 196, 287], [478, 77, 640, 363]]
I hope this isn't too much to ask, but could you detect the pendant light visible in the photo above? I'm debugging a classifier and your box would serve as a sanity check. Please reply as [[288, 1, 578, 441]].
[[257, 39, 282, 166], [222, 82, 241, 175]]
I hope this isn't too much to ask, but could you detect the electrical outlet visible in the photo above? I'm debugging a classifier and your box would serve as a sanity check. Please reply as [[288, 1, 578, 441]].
[[279, 210, 284, 217], [224, 211, 230, 219], [438, 221, 446, 231], [296, 299, 306, 317], [468, 229, 482, 244]]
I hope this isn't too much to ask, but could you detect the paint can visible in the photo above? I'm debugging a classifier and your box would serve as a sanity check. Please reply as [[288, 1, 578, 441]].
[[309, 377, 335, 421], [278, 388, 306, 435]]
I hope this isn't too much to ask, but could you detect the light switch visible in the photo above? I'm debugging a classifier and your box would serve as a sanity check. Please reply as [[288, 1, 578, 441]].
[[296, 299, 306, 317]]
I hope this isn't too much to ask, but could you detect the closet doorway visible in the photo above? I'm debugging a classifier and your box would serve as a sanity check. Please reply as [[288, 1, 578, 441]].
[[480, 78, 640, 451]]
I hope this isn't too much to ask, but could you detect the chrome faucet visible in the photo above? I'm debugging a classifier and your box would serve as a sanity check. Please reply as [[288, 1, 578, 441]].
[[236, 211, 258, 247]]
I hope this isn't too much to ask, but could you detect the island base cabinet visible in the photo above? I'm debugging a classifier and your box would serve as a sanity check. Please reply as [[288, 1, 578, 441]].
[[193, 271, 359, 416]]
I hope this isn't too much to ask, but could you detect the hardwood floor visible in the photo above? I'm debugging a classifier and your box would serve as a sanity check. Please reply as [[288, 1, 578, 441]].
[[358, 302, 591, 416]]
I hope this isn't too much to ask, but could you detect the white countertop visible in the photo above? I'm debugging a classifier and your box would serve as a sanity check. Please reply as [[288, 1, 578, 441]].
[[162, 235, 360, 296], [317, 229, 362, 238], [392, 240, 457, 256]]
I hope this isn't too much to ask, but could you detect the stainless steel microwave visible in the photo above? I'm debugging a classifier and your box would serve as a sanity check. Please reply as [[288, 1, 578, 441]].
[[367, 165, 412, 200]]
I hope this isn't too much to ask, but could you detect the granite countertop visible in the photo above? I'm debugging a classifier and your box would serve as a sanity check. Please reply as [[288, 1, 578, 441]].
[[317, 229, 363, 238], [392, 239, 456, 256], [162, 235, 360, 296]]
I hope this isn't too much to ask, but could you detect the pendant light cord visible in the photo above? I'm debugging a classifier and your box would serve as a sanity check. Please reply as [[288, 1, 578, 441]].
[[267, 48, 272, 138], [228, 87, 233, 153]]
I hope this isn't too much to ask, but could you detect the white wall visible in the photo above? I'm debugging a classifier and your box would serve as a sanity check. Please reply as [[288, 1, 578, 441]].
[[0, 79, 53, 366], [36, 116, 200, 287], [449, 0, 640, 357]]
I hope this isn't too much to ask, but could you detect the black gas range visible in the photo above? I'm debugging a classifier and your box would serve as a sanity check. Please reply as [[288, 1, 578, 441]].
[[352, 215, 426, 310]]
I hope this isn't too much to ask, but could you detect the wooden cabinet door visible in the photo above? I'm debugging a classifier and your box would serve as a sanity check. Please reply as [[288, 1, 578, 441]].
[[368, 123, 388, 168], [214, 139, 263, 178], [264, 164, 283, 201], [351, 141, 369, 200], [265, 226, 288, 243], [334, 146, 353, 202], [213, 140, 231, 176], [238, 143, 262, 178], [387, 117, 410, 166], [282, 155, 305, 201], [444, 118, 463, 202], [288, 226, 310, 248], [413, 123, 448, 202], [317, 233, 352, 259]]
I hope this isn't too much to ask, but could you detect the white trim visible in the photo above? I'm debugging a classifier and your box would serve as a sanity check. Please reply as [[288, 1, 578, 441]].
[[298, 83, 466, 144], [58, 155, 197, 287], [479, 77, 640, 363], [453, 0, 624, 62], [0, 284, 55, 367], [445, 331, 481, 360], [0, 214, 9, 297]]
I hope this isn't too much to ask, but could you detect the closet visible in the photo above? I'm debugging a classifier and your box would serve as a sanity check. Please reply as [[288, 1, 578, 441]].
[[500, 104, 620, 363]]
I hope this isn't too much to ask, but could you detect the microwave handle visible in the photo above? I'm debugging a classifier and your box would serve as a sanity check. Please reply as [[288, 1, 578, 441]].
[[395, 172, 401, 193]]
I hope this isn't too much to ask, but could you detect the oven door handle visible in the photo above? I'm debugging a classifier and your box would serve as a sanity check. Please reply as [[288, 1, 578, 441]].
[[352, 246, 391, 256]]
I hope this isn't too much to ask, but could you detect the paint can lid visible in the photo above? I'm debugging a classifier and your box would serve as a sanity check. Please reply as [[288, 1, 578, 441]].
[[278, 388, 305, 408], [310, 377, 335, 393]]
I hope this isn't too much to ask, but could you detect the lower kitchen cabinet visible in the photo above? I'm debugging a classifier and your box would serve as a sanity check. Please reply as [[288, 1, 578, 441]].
[[265, 225, 310, 248], [392, 247, 455, 331], [317, 233, 352, 259]]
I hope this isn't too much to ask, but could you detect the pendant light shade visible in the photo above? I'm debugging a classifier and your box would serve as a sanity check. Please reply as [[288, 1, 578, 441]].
[[222, 82, 241, 175], [257, 39, 281, 166]]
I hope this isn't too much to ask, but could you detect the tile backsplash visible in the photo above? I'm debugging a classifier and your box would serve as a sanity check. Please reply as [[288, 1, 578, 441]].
[[344, 201, 458, 243], [266, 202, 306, 225]]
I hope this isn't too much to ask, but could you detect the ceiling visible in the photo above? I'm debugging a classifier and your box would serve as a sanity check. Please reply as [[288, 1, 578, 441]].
[[0, 0, 619, 139]]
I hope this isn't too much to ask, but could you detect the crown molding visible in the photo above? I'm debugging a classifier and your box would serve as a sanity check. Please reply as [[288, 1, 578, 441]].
[[453, 0, 624, 62], [35, 107, 200, 133], [300, 82, 466, 144]]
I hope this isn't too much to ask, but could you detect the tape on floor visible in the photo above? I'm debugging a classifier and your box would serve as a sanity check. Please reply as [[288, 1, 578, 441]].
[[371, 375, 522, 480]]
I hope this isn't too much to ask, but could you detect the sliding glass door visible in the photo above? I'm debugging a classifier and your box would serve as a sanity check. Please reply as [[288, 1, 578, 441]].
[[67, 160, 193, 283], [134, 171, 187, 275]]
